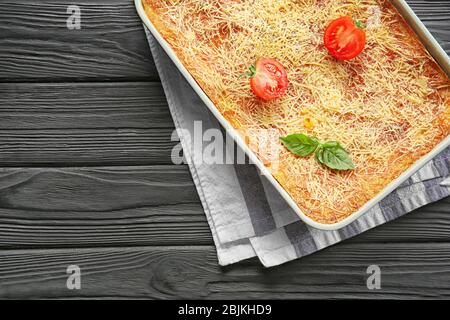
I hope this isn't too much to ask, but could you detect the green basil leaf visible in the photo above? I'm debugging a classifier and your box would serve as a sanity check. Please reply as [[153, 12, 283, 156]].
[[280, 134, 319, 157], [316, 141, 355, 170]]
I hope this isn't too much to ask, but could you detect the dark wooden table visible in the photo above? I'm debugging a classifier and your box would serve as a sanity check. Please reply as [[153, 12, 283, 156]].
[[0, 0, 449, 299]]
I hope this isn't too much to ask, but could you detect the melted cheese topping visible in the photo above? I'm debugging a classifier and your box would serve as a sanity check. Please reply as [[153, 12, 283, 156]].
[[144, 0, 450, 224]]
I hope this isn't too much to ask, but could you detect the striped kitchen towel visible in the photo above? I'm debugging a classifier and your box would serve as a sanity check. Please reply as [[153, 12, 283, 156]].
[[145, 30, 450, 267]]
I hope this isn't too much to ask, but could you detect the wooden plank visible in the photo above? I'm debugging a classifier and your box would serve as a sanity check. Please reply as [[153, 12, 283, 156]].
[[0, 203, 210, 248], [0, 82, 173, 129], [0, 166, 448, 249], [0, 129, 177, 166], [0, 0, 448, 81], [0, 82, 176, 166], [0, 166, 210, 248], [0, 243, 450, 299], [407, 1, 450, 52], [0, 0, 157, 81]]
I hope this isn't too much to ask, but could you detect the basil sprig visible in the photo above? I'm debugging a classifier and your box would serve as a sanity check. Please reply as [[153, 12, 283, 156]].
[[280, 134, 355, 170]]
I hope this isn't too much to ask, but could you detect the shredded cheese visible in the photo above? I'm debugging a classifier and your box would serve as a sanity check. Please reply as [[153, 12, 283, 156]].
[[144, 0, 450, 224]]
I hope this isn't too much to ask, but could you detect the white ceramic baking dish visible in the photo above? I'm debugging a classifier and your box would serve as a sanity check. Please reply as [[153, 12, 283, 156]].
[[135, 0, 450, 230]]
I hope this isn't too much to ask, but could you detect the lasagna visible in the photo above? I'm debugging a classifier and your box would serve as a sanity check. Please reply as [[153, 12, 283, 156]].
[[143, 0, 450, 224]]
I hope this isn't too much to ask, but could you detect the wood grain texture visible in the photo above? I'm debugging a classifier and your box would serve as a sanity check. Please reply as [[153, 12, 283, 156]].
[[0, 167, 448, 249], [0, 0, 448, 81], [0, 0, 449, 300], [407, 0, 450, 53], [0, 82, 176, 165], [0, 0, 157, 81], [0, 82, 172, 129], [0, 166, 210, 248], [0, 128, 177, 166], [1, 243, 450, 299]]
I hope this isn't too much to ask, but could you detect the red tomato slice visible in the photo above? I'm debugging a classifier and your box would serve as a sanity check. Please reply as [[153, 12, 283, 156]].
[[249, 58, 289, 101], [324, 16, 366, 61]]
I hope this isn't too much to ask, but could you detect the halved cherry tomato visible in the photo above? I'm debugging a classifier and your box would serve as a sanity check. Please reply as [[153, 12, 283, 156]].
[[324, 16, 366, 60], [249, 58, 289, 101]]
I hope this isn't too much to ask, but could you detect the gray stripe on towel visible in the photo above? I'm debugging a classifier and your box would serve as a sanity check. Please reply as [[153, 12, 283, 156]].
[[434, 149, 450, 177], [423, 178, 450, 202], [379, 189, 406, 221], [234, 162, 277, 235], [284, 222, 317, 257]]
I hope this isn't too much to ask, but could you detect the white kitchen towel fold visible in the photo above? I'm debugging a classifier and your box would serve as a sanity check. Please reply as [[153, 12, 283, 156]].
[[146, 30, 450, 267], [442, 177, 450, 186]]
